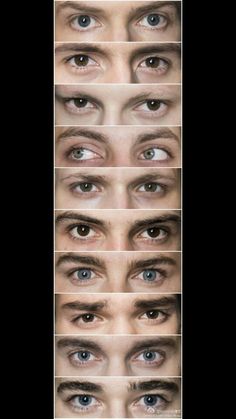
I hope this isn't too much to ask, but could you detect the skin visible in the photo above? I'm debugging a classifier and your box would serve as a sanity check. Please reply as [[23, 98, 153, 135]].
[[55, 293, 181, 334], [55, 126, 181, 167], [55, 42, 181, 83], [55, 251, 181, 293], [55, 1, 181, 42], [55, 84, 181, 125], [55, 376, 181, 417], [55, 209, 181, 251], [55, 167, 181, 209], [55, 335, 181, 376], [55, 252, 181, 293]]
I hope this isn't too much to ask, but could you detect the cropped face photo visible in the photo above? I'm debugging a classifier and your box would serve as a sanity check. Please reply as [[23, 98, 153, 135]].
[[55, 251, 181, 293], [55, 377, 181, 417], [55, 335, 181, 376], [55, 42, 181, 83], [55, 293, 181, 334], [55, 1, 181, 42], [55, 167, 181, 209], [55, 84, 181, 125], [55, 126, 181, 167], [55, 209, 181, 251]]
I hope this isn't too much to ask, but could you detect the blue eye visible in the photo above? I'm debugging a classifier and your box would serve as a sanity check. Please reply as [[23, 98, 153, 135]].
[[147, 14, 161, 26], [143, 269, 157, 281], [76, 351, 91, 361], [144, 395, 158, 406], [78, 395, 92, 406], [77, 269, 92, 280], [78, 15, 91, 27], [143, 351, 157, 361]]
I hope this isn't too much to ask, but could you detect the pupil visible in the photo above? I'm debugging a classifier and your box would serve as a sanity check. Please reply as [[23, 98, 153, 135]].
[[75, 55, 89, 66], [78, 15, 91, 27], [147, 227, 160, 238], [146, 57, 159, 68], [146, 310, 159, 319], [79, 395, 91, 405], [78, 351, 90, 360], [147, 14, 160, 26], [143, 270, 156, 281], [147, 100, 161, 111], [80, 183, 93, 192], [144, 183, 157, 192], [74, 98, 88, 108], [77, 225, 90, 236], [82, 313, 94, 322], [144, 351, 156, 361], [144, 395, 157, 406], [72, 148, 84, 159]]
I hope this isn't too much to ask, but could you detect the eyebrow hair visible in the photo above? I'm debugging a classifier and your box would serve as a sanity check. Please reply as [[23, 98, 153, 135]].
[[126, 337, 177, 359], [129, 1, 181, 19], [129, 379, 179, 393], [55, 88, 104, 108], [55, 211, 106, 228], [60, 173, 108, 185], [137, 128, 180, 144], [55, 43, 109, 55], [130, 213, 181, 236], [61, 300, 107, 312], [58, 128, 107, 143], [128, 255, 177, 272], [129, 172, 177, 187], [131, 43, 181, 61], [57, 337, 103, 353], [134, 296, 178, 310], [57, 380, 103, 394], [56, 253, 106, 269], [56, 1, 105, 14]]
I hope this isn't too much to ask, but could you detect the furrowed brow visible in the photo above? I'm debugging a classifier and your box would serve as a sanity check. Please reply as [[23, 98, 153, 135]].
[[134, 296, 177, 310], [57, 380, 103, 393], [56, 253, 106, 269], [55, 44, 107, 55], [55, 211, 106, 228], [57, 1, 104, 14], [129, 256, 176, 272]]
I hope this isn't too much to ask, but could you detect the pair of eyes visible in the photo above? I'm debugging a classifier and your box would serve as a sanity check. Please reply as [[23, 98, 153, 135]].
[[67, 145, 170, 164], [65, 392, 168, 413], [66, 346, 165, 369], [66, 222, 170, 244], [67, 180, 168, 196], [62, 96, 169, 118], [70, 307, 171, 329], [68, 12, 169, 33], [64, 266, 167, 288], [63, 53, 169, 76]]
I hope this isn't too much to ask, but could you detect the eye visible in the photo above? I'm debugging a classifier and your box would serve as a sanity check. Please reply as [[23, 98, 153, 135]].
[[135, 99, 166, 112], [138, 227, 168, 241], [68, 224, 98, 240], [65, 54, 99, 71], [69, 350, 98, 366], [72, 312, 103, 328], [137, 13, 167, 29], [136, 182, 164, 193], [135, 394, 167, 412], [70, 182, 100, 194], [139, 147, 169, 161], [133, 349, 165, 366], [66, 146, 104, 163], [66, 394, 100, 412], [70, 15, 101, 32], [64, 97, 97, 114], [134, 269, 165, 284], [138, 57, 169, 75], [69, 267, 98, 284], [141, 309, 167, 322]]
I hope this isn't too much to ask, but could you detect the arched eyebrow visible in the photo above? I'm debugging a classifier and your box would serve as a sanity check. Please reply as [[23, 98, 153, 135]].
[[56, 1, 105, 15], [56, 253, 106, 269], [57, 380, 104, 393], [128, 1, 181, 20]]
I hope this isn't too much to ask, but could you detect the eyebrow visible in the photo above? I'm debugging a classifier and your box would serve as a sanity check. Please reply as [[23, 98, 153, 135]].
[[55, 88, 104, 108], [55, 43, 109, 55], [61, 300, 107, 312], [137, 128, 180, 145], [129, 379, 179, 393], [134, 296, 178, 310], [57, 1, 105, 14], [128, 255, 177, 272], [126, 337, 177, 359], [130, 43, 181, 60], [57, 337, 103, 353], [56, 253, 106, 269], [57, 380, 103, 393], [129, 1, 181, 18], [60, 173, 108, 185], [55, 211, 106, 228], [58, 128, 107, 143], [129, 172, 177, 187]]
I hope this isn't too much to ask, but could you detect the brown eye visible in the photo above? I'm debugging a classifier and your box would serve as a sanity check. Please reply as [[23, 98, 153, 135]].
[[147, 227, 162, 237], [74, 98, 88, 107], [145, 57, 161, 68], [76, 225, 91, 236], [74, 55, 89, 66]]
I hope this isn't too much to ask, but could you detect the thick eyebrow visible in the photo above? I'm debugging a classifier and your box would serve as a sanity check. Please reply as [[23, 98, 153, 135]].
[[129, 379, 179, 393], [137, 128, 180, 145], [129, 213, 181, 236], [128, 255, 177, 272], [60, 173, 108, 185], [57, 337, 104, 353], [134, 296, 178, 310], [56, 253, 106, 269], [126, 337, 177, 359], [61, 300, 107, 312], [57, 380, 103, 394], [55, 211, 106, 228], [57, 128, 107, 143], [131, 43, 181, 60], [56, 1, 105, 14], [129, 171, 177, 187], [55, 43, 109, 55]]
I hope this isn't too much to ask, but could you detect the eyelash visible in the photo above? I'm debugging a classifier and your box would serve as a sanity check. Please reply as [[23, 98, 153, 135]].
[[135, 225, 171, 245], [66, 267, 100, 285], [64, 144, 104, 163], [65, 394, 101, 413], [65, 223, 100, 242], [63, 97, 98, 115], [131, 267, 167, 286]]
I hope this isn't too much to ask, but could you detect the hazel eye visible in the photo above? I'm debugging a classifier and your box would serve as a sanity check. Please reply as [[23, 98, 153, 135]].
[[70, 15, 101, 31], [140, 147, 169, 161], [66, 55, 99, 69], [137, 13, 167, 29], [72, 182, 99, 193], [137, 182, 163, 193], [134, 100, 168, 117], [67, 147, 103, 162]]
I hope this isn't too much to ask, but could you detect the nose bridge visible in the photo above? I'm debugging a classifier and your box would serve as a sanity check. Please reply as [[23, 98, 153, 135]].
[[102, 100, 121, 125], [109, 398, 128, 418], [110, 313, 135, 334], [107, 353, 127, 376], [111, 182, 132, 209], [110, 58, 132, 84], [110, 20, 130, 41]]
